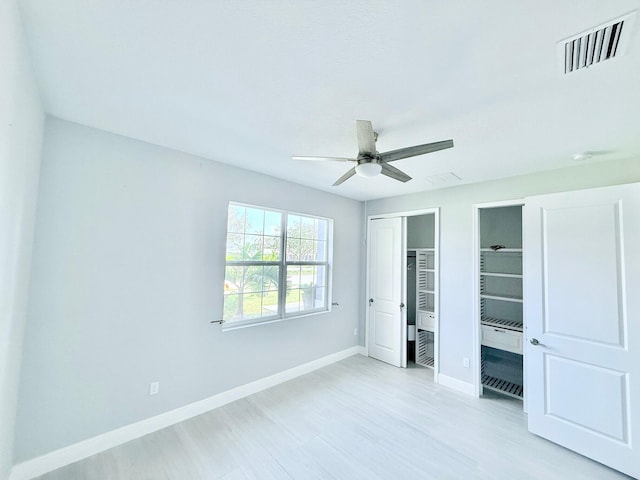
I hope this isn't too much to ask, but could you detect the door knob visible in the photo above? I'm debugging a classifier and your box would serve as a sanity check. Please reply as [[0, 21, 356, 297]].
[[369, 298, 374, 305], [530, 338, 544, 346], [400, 302, 405, 309]]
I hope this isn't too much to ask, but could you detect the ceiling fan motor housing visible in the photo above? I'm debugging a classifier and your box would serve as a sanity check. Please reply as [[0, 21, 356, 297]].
[[357, 154, 378, 163]]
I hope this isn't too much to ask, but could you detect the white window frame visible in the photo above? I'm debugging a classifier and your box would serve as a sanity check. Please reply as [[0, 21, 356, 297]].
[[222, 202, 333, 330]]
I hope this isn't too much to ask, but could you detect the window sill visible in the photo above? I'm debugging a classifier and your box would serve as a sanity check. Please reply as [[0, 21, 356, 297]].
[[221, 308, 331, 331]]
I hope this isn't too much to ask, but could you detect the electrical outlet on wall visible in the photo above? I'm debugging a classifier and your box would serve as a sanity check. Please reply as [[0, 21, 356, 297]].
[[463, 357, 470, 368], [353, 328, 358, 336], [149, 381, 160, 396]]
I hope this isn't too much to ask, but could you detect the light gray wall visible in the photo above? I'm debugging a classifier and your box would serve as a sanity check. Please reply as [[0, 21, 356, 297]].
[[367, 158, 640, 384], [14, 118, 363, 462], [0, 1, 44, 478]]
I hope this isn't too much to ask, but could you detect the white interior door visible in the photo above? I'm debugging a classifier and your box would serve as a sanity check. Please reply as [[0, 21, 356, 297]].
[[524, 183, 640, 478], [368, 217, 404, 367]]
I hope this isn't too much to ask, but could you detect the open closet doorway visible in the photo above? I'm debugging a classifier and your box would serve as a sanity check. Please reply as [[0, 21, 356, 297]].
[[366, 208, 440, 379], [473, 200, 525, 408]]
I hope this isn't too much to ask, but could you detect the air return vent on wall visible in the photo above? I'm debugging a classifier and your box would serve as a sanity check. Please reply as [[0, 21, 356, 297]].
[[559, 11, 636, 74]]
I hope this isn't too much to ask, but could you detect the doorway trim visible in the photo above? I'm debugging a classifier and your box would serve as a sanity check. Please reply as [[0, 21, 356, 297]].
[[366, 207, 440, 378]]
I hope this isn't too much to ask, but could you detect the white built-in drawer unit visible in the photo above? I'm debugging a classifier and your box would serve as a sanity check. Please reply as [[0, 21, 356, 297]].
[[481, 325, 523, 354], [417, 311, 436, 331]]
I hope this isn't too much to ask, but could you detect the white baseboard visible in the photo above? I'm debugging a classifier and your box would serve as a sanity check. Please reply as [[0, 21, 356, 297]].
[[436, 373, 476, 397], [10, 345, 366, 480]]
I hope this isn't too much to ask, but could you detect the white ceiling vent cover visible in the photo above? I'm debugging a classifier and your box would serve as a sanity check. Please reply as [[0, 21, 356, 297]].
[[559, 11, 636, 74], [424, 172, 461, 186]]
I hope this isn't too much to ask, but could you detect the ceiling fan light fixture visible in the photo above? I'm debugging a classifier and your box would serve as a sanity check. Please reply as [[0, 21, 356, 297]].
[[355, 162, 382, 178]]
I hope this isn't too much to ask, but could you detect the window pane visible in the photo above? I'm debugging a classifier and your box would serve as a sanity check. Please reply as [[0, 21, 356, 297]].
[[287, 265, 301, 289], [264, 211, 282, 236], [285, 265, 301, 313], [286, 237, 300, 261], [225, 233, 244, 261], [301, 285, 316, 311], [315, 240, 327, 262], [300, 264, 315, 288], [300, 239, 314, 261], [224, 265, 280, 322], [245, 208, 265, 235], [286, 288, 301, 313], [314, 265, 327, 288], [262, 290, 279, 316], [313, 287, 326, 309], [286, 265, 325, 313], [262, 265, 279, 291], [243, 234, 263, 261], [300, 216, 315, 239], [224, 266, 243, 294], [287, 214, 301, 238], [243, 266, 263, 293], [317, 218, 328, 241], [263, 235, 280, 261], [242, 292, 262, 319], [292, 284, 325, 312], [227, 205, 245, 234], [238, 266, 280, 295]]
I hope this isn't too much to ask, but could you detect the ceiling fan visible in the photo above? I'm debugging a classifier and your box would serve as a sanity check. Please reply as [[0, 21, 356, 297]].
[[292, 120, 454, 186]]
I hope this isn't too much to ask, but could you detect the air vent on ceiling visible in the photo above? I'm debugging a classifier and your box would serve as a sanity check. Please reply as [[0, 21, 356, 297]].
[[424, 172, 461, 186], [559, 11, 636, 74]]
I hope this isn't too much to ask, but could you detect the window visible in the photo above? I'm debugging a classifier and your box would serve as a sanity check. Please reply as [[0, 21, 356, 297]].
[[223, 202, 332, 327]]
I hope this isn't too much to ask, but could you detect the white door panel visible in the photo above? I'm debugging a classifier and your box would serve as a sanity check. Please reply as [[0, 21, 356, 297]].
[[543, 203, 624, 345], [544, 356, 628, 442], [374, 228, 395, 302], [525, 183, 640, 477], [373, 311, 395, 351], [368, 217, 403, 367]]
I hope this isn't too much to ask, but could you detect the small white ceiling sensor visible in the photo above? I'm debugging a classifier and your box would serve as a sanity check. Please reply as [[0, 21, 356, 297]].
[[572, 152, 593, 161]]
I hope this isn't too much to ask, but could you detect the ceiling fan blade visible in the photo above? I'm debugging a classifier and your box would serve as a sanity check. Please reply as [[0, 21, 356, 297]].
[[332, 167, 357, 186], [292, 156, 355, 162], [356, 120, 377, 155], [379, 139, 454, 163], [381, 163, 412, 183]]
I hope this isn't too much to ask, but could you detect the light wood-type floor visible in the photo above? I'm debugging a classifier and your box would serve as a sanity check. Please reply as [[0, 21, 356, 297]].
[[36, 355, 630, 479]]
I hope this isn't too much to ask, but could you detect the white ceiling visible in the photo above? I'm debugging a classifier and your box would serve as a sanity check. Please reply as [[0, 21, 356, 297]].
[[18, 0, 640, 200]]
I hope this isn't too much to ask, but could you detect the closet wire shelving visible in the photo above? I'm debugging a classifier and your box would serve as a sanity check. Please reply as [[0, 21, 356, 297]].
[[481, 348, 524, 399], [481, 375, 524, 398], [417, 329, 435, 368], [479, 245, 524, 398], [479, 248, 523, 332], [415, 249, 436, 369], [480, 317, 523, 332]]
